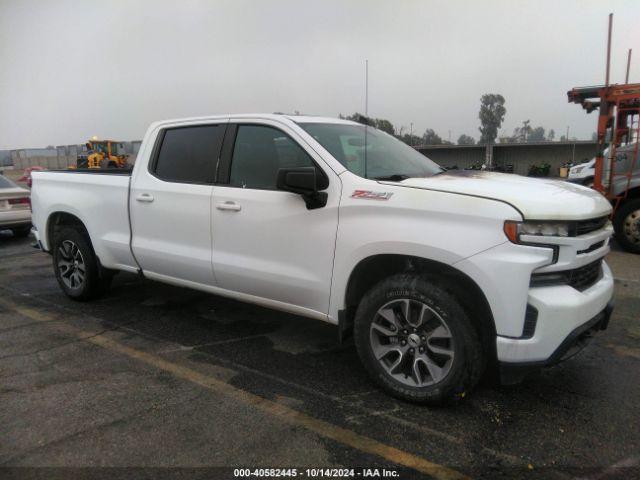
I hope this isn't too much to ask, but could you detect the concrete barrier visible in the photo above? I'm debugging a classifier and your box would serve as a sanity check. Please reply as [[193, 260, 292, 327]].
[[4, 141, 143, 170]]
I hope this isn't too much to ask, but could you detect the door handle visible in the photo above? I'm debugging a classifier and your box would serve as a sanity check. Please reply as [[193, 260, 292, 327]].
[[136, 193, 154, 203], [216, 201, 241, 212]]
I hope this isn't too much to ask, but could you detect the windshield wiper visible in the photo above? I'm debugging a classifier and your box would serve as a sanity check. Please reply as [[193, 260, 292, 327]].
[[372, 174, 411, 181]]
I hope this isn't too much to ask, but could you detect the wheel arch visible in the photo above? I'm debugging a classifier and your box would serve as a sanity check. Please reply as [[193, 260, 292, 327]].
[[46, 211, 92, 252], [341, 254, 497, 364], [622, 185, 640, 200]]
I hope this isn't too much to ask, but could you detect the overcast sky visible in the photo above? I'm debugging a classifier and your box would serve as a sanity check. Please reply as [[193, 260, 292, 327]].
[[1, 0, 639, 149]]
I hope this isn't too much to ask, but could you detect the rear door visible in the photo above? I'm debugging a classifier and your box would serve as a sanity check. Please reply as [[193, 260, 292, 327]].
[[130, 121, 227, 285], [211, 120, 341, 317]]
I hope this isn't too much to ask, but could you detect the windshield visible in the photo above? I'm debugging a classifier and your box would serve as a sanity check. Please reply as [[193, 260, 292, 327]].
[[298, 122, 443, 180]]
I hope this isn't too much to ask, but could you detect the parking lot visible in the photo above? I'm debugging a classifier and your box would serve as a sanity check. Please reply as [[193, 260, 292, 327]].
[[1, 233, 639, 479]]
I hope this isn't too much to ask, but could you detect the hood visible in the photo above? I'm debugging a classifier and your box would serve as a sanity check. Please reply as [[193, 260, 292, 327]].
[[387, 171, 611, 220]]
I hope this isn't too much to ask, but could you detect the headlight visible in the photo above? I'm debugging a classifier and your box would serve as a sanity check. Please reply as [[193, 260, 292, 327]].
[[504, 221, 570, 243]]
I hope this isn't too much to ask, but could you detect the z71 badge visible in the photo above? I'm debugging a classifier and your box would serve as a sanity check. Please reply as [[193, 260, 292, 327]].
[[351, 190, 394, 200]]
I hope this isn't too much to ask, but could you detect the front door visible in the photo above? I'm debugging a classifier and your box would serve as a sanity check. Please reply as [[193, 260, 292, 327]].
[[211, 121, 340, 316]]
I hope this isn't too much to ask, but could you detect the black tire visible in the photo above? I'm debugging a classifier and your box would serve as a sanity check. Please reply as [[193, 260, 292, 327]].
[[614, 199, 640, 254], [354, 274, 484, 405], [52, 227, 111, 301], [12, 226, 31, 238]]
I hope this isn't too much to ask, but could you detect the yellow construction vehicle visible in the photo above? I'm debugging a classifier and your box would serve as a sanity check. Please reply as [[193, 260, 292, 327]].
[[76, 138, 129, 169]]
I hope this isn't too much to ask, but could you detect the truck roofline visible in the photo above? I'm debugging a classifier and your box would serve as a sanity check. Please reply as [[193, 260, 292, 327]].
[[147, 113, 359, 131]]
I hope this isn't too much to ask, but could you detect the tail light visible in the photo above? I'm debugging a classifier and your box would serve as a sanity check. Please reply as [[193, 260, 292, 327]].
[[9, 197, 31, 207]]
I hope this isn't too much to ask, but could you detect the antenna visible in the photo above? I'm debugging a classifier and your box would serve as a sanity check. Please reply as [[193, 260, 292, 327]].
[[605, 13, 613, 86], [365, 59, 369, 120], [364, 59, 368, 178], [626, 48, 632, 83]]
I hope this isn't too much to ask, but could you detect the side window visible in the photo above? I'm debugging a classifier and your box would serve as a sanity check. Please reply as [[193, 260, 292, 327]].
[[153, 125, 222, 184], [229, 125, 314, 189]]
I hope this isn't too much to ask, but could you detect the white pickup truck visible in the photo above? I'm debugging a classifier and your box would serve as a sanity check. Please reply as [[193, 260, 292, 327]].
[[31, 114, 615, 404]]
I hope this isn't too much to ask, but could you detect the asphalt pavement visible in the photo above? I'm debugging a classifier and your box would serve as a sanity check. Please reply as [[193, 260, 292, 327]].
[[1, 232, 639, 479]]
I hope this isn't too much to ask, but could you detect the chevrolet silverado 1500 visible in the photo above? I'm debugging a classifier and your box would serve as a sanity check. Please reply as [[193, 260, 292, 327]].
[[30, 114, 615, 404]]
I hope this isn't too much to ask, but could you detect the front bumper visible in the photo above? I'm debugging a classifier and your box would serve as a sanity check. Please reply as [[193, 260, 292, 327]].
[[499, 300, 613, 384], [566, 176, 587, 183], [496, 260, 614, 365]]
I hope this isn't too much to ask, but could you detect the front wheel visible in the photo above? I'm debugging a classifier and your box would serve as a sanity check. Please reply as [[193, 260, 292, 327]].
[[614, 199, 640, 253], [354, 274, 484, 405], [52, 227, 111, 300]]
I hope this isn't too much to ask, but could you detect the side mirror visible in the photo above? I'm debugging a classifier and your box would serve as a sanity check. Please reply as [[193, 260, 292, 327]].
[[277, 167, 328, 210]]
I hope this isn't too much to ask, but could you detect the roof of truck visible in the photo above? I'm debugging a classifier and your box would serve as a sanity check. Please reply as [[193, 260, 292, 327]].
[[149, 113, 358, 130]]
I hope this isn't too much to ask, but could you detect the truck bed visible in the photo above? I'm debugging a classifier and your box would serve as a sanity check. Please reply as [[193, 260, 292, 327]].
[[30, 170, 138, 272]]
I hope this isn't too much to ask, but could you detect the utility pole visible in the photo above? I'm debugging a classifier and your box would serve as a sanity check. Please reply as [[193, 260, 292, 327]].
[[626, 48, 632, 83], [566, 126, 570, 141]]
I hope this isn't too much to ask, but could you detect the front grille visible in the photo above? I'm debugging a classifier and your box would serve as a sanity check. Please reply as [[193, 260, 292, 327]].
[[530, 259, 603, 291], [575, 216, 608, 236], [577, 240, 605, 255], [568, 259, 603, 291]]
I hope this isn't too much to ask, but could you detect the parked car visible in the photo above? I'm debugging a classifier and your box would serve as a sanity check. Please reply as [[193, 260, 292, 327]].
[[568, 157, 596, 186], [30, 114, 614, 404], [18, 166, 45, 188], [566, 144, 640, 253], [0, 175, 32, 237]]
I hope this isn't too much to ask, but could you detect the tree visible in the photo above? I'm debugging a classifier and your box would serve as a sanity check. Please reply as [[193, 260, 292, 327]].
[[528, 126, 546, 142], [547, 129, 555, 141], [457, 134, 476, 145], [478, 94, 506, 144], [422, 129, 443, 145], [341, 112, 372, 126], [340, 113, 395, 135], [374, 118, 395, 135], [510, 121, 549, 142], [398, 133, 423, 146]]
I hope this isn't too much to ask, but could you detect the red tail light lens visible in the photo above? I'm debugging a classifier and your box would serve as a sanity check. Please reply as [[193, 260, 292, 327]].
[[8, 197, 31, 206]]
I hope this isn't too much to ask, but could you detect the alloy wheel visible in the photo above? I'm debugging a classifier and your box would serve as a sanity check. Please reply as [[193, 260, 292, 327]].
[[369, 298, 455, 387], [57, 240, 86, 290]]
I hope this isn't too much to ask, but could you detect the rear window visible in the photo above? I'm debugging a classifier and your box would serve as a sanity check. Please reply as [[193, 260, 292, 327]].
[[0, 176, 17, 188], [153, 125, 223, 184]]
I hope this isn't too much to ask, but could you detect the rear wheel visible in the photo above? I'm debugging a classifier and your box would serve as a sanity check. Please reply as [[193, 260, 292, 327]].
[[614, 199, 640, 253], [354, 274, 484, 405], [52, 227, 111, 300]]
